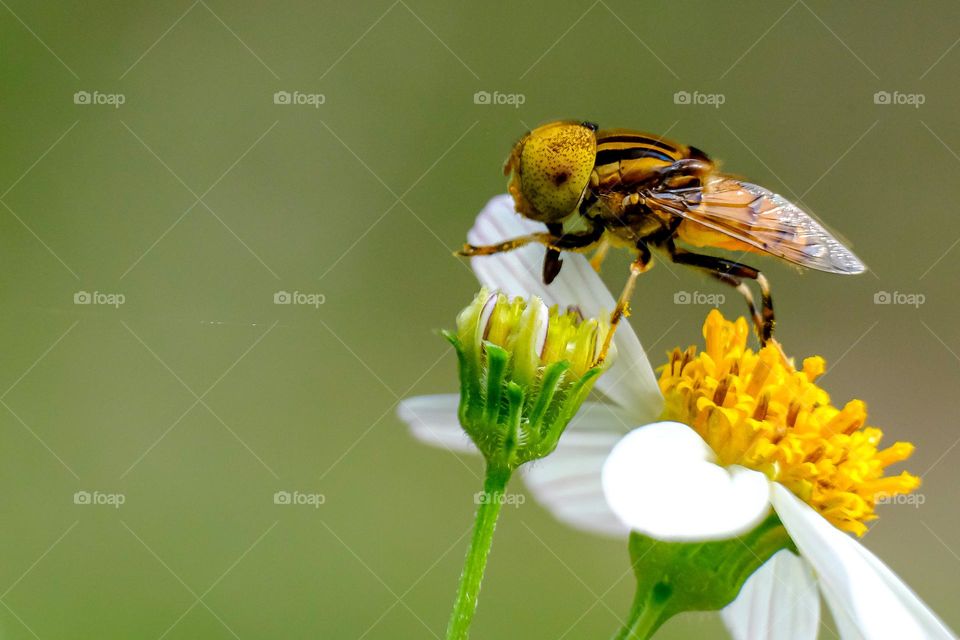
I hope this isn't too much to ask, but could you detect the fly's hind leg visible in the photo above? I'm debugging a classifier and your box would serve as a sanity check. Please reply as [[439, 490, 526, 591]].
[[596, 242, 652, 365], [702, 271, 763, 341], [665, 241, 775, 344]]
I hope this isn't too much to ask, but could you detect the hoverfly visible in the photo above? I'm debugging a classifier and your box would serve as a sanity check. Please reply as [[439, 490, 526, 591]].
[[458, 120, 866, 362]]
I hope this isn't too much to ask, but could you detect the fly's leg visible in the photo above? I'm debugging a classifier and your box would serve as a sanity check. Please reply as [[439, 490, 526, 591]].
[[543, 223, 565, 284], [665, 240, 775, 344], [596, 242, 652, 365], [458, 227, 602, 257], [589, 236, 611, 272], [457, 232, 555, 257], [458, 222, 604, 285]]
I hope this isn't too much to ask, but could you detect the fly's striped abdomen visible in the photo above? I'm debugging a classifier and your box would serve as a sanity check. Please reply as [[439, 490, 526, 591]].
[[593, 129, 704, 189]]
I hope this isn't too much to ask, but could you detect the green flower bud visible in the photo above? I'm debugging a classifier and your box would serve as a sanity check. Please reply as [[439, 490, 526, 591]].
[[446, 288, 613, 471]]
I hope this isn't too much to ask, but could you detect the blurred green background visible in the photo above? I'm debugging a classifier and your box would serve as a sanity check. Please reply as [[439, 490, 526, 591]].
[[1, 1, 958, 637]]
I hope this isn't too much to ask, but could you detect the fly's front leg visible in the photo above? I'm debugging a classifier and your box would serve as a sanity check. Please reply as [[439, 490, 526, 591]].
[[664, 240, 775, 344], [459, 222, 603, 286], [596, 241, 652, 365], [541, 221, 605, 283], [457, 232, 556, 257], [458, 224, 602, 258], [542, 223, 565, 284]]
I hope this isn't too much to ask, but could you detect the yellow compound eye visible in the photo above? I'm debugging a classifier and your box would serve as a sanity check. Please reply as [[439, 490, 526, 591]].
[[507, 121, 597, 223]]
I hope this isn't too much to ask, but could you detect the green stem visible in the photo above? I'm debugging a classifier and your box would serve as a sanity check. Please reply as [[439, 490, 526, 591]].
[[446, 464, 511, 640], [613, 583, 671, 640]]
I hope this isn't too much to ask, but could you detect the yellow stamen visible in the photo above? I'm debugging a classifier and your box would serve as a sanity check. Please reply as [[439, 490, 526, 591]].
[[659, 310, 920, 536]]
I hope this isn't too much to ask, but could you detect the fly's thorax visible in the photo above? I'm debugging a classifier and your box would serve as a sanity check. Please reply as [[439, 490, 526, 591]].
[[582, 190, 670, 241], [505, 121, 597, 224], [592, 129, 714, 194]]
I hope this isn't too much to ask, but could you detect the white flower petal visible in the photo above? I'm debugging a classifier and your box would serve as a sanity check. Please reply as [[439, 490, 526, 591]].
[[521, 402, 635, 537], [467, 195, 662, 422], [771, 484, 956, 640], [721, 549, 820, 640], [601, 422, 772, 541], [397, 394, 475, 453]]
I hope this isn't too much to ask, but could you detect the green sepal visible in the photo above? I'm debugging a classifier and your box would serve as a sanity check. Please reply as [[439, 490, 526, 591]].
[[443, 329, 607, 473], [615, 513, 796, 639]]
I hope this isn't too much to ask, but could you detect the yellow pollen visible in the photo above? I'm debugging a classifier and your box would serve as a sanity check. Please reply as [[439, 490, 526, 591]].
[[658, 310, 920, 536]]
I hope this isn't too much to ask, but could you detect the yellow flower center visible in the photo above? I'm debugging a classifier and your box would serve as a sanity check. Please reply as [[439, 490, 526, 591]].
[[658, 310, 920, 536]]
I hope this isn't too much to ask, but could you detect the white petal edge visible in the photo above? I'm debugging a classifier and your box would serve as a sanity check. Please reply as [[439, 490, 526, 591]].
[[398, 394, 476, 453], [467, 194, 663, 423], [771, 483, 957, 640], [722, 549, 819, 640], [601, 422, 772, 541], [521, 402, 636, 537]]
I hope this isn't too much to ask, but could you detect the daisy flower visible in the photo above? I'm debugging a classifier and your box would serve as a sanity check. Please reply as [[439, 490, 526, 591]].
[[398, 195, 956, 639]]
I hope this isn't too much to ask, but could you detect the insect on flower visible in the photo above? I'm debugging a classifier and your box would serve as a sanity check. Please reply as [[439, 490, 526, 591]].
[[458, 120, 867, 363]]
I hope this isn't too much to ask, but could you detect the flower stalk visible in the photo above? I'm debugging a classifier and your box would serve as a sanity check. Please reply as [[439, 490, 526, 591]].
[[446, 464, 510, 640], [614, 583, 671, 640]]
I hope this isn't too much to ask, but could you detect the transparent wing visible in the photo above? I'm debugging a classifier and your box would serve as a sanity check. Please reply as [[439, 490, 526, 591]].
[[648, 177, 866, 274]]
